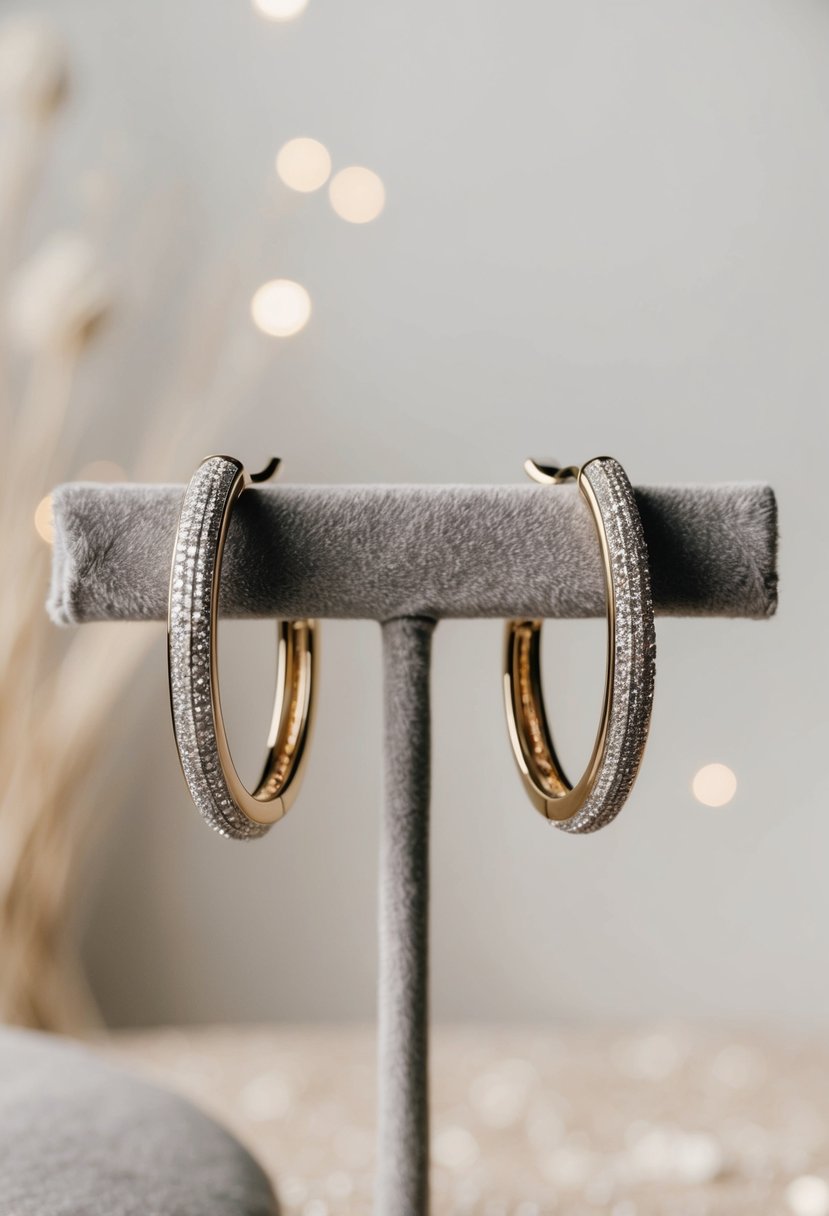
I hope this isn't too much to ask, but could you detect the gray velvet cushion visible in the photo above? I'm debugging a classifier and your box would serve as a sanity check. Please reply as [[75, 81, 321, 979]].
[[0, 1027, 277, 1216]]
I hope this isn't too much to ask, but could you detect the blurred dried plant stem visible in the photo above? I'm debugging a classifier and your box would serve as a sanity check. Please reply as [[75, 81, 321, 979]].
[[0, 17, 114, 1031], [0, 16, 135, 1026], [0, 17, 251, 1031]]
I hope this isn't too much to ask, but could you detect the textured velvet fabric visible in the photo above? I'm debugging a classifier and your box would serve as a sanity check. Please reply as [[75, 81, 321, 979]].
[[378, 618, 434, 1216], [0, 1027, 278, 1216], [44, 478, 778, 1216], [48, 482, 778, 625]]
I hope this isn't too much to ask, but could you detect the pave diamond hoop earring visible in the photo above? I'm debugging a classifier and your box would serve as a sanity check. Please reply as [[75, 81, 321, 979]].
[[167, 455, 316, 840], [504, 456, 655, 834]]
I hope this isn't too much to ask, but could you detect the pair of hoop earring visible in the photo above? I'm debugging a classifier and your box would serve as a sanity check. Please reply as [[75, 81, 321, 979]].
[[167, 454, 655, 840]]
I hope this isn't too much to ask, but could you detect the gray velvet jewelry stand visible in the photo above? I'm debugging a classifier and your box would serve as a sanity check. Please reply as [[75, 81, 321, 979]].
[[48, 478, 778, 1216]]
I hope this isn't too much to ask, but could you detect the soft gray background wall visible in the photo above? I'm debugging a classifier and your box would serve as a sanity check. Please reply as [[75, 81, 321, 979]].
[[22, 0, 829, 1026]]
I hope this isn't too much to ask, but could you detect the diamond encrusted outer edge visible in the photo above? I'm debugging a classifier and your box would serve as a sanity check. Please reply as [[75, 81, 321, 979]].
[[167, 456, 271, 841], [556, 457, 656, 835]]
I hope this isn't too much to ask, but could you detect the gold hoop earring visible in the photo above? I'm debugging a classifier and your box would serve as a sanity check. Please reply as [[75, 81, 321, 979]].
[[167, 455, 316, 839], [504, 456, 655, 834]]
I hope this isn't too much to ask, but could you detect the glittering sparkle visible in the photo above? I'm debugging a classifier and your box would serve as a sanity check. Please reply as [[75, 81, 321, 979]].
[[105, 1024, 829, 1216], [558, 457, 656, 834], [167, 456, 270, 840]]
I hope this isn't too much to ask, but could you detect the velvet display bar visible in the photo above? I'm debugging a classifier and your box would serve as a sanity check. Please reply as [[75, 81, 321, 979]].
[[48, 481, 778, 624], [47, 475, 778, 1216]]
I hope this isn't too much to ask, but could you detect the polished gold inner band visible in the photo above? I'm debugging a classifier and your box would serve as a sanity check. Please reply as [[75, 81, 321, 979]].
[[503, 461, 615, 823], [208, 461, 316, 827]]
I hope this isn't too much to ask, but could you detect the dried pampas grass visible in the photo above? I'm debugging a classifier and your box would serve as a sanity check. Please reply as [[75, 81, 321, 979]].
[[0, 16, 264, 1031]]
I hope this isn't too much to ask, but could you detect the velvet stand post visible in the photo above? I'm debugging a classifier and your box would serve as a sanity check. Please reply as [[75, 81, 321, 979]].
[[48, 480, 778, 1216]]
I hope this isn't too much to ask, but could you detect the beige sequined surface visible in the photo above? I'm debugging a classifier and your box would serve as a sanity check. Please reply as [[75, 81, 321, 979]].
[[102, 1025, 829, 1216]]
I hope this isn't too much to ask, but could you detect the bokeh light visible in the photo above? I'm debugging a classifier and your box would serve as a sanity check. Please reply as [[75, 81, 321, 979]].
[[250, 279, 311, 337], [34, 494, 54, 544], [252, 0, 309, 20], [77, 459, 126, 482], [692, 763, 737, 807], [276, 137, 331, 193], [786, 1175, 829, 1216], [329, 166, 385, 224]]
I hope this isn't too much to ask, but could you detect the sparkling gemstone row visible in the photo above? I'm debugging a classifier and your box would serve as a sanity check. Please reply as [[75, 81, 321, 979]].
[[168, 456, 271, 840], [558, 457, 656, 834]]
